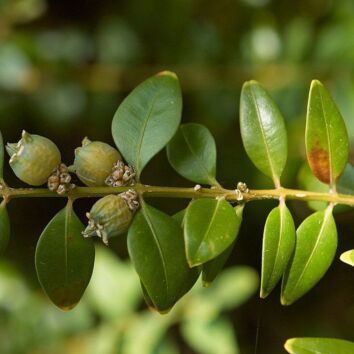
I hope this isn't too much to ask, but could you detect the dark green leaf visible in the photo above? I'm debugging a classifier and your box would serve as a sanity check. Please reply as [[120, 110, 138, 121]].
[[0, 130, 4, 180], [240, 80, 287, 185], [261, 201, 295, 298], [281, 207, 337, 305], [35, 202, 95, 310], [337, 163, 354, 195], [184, 198, 239, 267], [306, 80, 349, 186], [340, 250, 354, 267], [202, 205, 244, 287], [112, 71, 182, 178], [285, 337, 354, 354], [0, 202, 10, 255], [167, 123, 218, 185], [128, 202, 199, 313]]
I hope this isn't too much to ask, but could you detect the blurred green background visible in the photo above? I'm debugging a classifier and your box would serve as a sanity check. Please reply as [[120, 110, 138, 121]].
[[1, 0, 354, 353]]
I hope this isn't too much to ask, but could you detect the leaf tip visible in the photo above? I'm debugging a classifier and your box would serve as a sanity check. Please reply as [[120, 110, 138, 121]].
[[280, 295, 293, 306], [284, 338, 294, 352], [260, 288, 269, 299], [340, 250, 354, 266], [156, 70, 178, 80]]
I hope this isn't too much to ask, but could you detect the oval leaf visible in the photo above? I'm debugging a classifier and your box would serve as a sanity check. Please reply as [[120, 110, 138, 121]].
[[184, 198, 239, 267], [202, 205, 244, 287], [340, 250, 354, 267], [128, 202, 199, 313], [112, 71, 182, 177], [167, 123, 218, 185], [261, 201, 295, 298], [35, 202, 95, 310], [285, 337, 354, 354], [306, 80, 349, 186], [281, 207, 337, 305], [0, 202, 10, 255], [240, 80, 287, 185]]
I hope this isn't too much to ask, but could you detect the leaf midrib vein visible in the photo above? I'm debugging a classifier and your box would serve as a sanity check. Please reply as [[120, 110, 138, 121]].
[[250, 87, 278, 183]]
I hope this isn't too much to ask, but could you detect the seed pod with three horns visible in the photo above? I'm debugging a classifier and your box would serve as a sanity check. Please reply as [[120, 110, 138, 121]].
[[71, 137, 122, 187], [6, 130, 61, 186], [83, 191, 139, 245]]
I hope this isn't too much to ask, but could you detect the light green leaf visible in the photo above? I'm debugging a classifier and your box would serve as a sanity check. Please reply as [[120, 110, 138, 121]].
[[128, 202, 199, 313], [112, 71, 182, 177], [0, 201, 10, 255], [285, 337, 354, 354], [201, 266, 259, 311], [240, 80, 287, 185], [181, 318, 239, 354], [340, 250, 354, 267], [184, 198, 240, 266], [35, 202, 95, 310], [202, 205, 244, 287], [306, 80, 349, 186], [281, 207, 337, 305], [261, 201, 296, 298], [0, 130, 4, 179], [121, 312, 172, 354], [86, 246, 141, 319], [167, 123, 218, 185]]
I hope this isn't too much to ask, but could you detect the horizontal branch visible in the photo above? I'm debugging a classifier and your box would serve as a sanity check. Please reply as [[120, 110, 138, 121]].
[[1, 183, 354, 206]]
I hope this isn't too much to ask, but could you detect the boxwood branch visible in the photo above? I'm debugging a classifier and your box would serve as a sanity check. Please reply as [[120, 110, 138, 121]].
[[1, 183, 354, 206]]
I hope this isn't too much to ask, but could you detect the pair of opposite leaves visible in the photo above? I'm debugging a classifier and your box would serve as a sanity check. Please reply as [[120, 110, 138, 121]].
[[240, 79, 348, 304]]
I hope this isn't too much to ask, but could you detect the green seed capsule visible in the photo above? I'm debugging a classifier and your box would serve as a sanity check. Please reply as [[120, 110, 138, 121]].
[[72, 137, 122, 186], [83, 193, 137, 245], [6, 131, 61, 186]]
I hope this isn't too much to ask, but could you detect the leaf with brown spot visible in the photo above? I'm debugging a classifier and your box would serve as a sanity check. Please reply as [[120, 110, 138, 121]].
[[306, 80, 349, 186], [35, 202, 95, 310]]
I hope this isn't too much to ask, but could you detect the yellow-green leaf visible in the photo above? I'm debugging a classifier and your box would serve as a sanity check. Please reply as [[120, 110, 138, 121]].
[[340, 250, 354, 267], [285, 337, 354, 354]]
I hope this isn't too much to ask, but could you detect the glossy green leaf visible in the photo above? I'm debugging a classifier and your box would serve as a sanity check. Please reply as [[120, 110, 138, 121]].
[[35, 202, 95, 310], [0, 202, 10, 255], [202, 205, 244, 287], [172, 208, 185, 225], [167, 123, 218, 185], [0, 130, 4, 179], [184, 198, 239, 267], [306, 80, 349, 185], [340, 250, 354, 267], [128, 202, 199, 313], [261, 202, 296, 298], [112, 71, 182, 177], [285, 337, 354, 354], [240, 80, 287, 184], [281, 207, 337, 305]]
